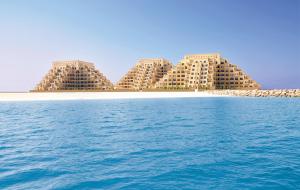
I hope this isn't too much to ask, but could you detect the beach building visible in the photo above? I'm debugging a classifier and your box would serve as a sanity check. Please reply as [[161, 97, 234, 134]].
[[155, 53, 260, 90], [115, 58, 173, 90], [33, 60, 113, 91]]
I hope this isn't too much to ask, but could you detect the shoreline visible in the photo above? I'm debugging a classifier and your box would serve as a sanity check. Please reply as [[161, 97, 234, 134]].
[[0, 91, 229, 102], [207, 89, 300, 98], [0, 89, 299, 102]]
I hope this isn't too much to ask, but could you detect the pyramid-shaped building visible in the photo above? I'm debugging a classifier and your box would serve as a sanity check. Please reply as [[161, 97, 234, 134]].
[[155, 53, 260, 90], [33, 60, 113, 91], [115, 58, 173, 90]]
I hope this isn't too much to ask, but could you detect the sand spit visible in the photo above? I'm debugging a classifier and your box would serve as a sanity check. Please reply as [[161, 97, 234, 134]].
[[1, 90, 299, 102], [0, 91, 229, 102]]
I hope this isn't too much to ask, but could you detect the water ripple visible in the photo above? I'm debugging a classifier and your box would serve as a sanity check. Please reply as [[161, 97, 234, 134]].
[[0, 98, 299, 189]]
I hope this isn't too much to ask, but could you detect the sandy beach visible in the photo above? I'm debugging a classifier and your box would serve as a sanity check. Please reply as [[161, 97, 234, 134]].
[[0, 92, 229, 102]]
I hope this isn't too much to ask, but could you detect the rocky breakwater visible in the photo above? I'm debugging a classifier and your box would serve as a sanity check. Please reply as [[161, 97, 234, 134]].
[[208, 89, 300, 97]]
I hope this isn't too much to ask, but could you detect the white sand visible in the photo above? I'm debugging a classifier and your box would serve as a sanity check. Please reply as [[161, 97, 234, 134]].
[[0, 92, 230, 102]]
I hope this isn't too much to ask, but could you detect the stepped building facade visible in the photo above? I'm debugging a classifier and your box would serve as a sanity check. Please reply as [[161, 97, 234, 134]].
[[155, 53, 260, 90], [33, 54, 260, 91], [115, 58, 173, 90], [33, 60, 113, 91]]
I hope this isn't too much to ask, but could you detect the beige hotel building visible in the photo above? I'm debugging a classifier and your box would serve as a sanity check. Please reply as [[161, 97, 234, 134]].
[[33, 60, 113, 91], [115, 58, 173, 90], [155, 53, 260, 90], [33, 53, 260, 91]]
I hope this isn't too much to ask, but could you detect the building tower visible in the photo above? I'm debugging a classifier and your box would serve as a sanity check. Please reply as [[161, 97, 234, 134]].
[[33, 60, 113, 91], [115, 58, 173, 90], [155, 53, 260, 90], [214, 58, 260, 89]]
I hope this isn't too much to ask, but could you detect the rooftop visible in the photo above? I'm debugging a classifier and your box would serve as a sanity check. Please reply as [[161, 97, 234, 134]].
[[52, 60, 94, 68]]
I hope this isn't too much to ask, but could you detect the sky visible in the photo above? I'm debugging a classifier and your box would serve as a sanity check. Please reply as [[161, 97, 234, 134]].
[[0, 0, 299, 91]]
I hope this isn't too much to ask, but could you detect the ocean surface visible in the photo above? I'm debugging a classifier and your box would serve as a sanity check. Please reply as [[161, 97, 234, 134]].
[[0, 97, 299, 190]]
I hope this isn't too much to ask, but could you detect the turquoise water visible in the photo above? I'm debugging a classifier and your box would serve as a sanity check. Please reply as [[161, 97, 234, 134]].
[[0, 97, 299, 189]]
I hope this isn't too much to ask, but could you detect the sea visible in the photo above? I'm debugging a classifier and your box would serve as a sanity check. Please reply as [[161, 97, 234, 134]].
[[0, 97, 299, 190]]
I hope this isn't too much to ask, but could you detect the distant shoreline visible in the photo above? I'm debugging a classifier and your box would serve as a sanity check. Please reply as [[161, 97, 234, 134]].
[[0, 91, 229, 102], [0, 90, 299, 102]]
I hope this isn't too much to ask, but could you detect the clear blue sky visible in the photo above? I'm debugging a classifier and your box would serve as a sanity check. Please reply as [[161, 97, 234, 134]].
[[0, 0, 299, 91]]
